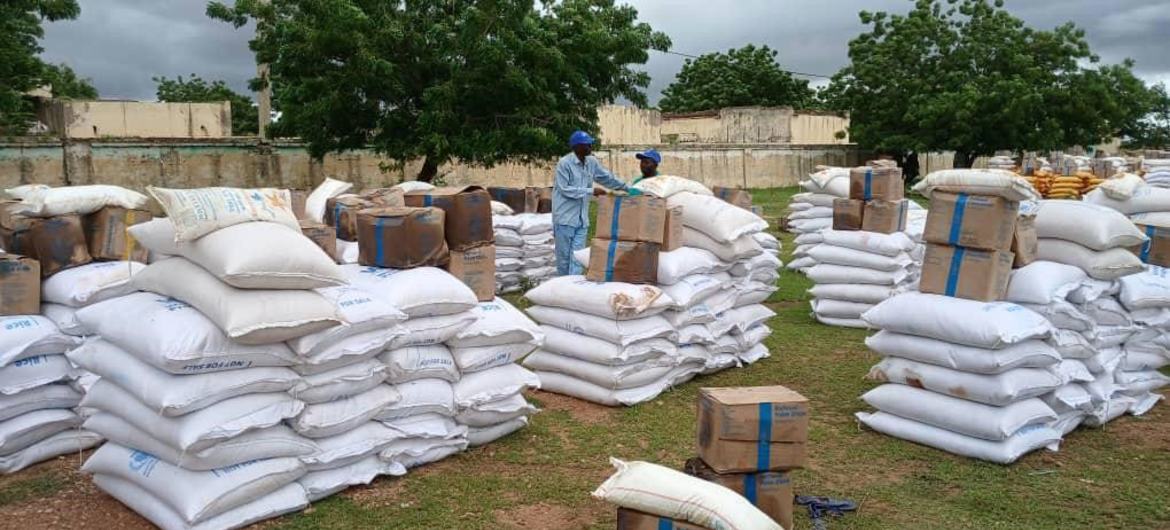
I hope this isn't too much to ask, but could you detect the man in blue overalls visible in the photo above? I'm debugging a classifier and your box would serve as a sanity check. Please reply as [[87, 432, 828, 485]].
[[552, 131, 640, 276]]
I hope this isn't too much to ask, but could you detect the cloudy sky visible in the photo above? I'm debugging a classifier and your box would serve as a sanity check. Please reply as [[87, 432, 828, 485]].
[[40, 0, 1170, 103]]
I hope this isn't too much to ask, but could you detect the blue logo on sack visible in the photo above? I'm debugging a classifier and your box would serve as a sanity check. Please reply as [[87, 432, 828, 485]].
[[128, 450, 159, 477]]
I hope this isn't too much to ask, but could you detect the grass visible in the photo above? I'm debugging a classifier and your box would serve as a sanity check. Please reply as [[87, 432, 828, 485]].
[[1, 186, 1166, 529]]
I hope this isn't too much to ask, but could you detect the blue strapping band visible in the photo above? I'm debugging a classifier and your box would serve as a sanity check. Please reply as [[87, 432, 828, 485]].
[[945, 246, 966, 296], [744, 474, 758, 505], [609, 196, 623, 239], [424, 195, 433, 207], [898, 200, 907, 232], [948, 193, 968, 245], [605, 239, 619, 282], [333, 203, 342, 234], [757, 402, 772, 471], [604, 197, 623, 281], [864, 169, 873, 200], [1141, 225, 1156, 263], [375, 217, 385, 266], [658, 517, 673, 530]]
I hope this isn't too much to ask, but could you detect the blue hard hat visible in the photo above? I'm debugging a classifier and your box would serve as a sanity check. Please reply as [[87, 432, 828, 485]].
[[569, 130, 595, 148], [635, 149, 662, 165]]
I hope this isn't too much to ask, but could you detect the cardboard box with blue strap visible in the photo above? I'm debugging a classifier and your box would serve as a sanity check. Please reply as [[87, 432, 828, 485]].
[[849, 166, 904, 202], [589, 194, 666, 284], [404, 186, 494, 251], [615, 508, 707, 530], [923, 192, 1018, 251], [1130, 224, 1170, 267], [919, 243, 1014, 302], [697, 386, 809, 474], [356, 207, 449, 269], [684, 457, 794, 530], [325, 195, 377, 241]]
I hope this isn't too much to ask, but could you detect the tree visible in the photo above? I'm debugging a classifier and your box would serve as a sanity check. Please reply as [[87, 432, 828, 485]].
[[1122, 83, 1170, 151], [0, 0, 82, 134], [826, 0, 1159, 171], [42, 63, 97, 99], [659, 45, 815, 113], [154, 74, 259, 135], [208, 0, 670, 181]]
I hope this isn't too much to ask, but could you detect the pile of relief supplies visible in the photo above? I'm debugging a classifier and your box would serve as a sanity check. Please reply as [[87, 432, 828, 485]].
[[486, 187, 556, 294], [855, 169, 1165, 465], [0, 178, 544, 529], [521, 177, 781, 406]]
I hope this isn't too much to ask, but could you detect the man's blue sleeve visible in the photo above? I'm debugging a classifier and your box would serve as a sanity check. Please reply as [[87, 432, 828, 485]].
[[555, 159, 592, 199], [589, 159, 628, 191]]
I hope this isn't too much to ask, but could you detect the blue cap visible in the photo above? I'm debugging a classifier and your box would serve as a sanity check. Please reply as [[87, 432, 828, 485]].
[[569, 130, 595, 147], [635, 149, 662, 165]]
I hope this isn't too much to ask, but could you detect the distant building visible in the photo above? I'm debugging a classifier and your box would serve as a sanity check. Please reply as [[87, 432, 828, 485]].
[[34, 99, 233, 139]]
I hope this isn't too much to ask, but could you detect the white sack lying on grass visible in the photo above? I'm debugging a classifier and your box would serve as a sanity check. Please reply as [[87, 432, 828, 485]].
[[1036, 239, 1145, 281], [574, 247, 727, 286], [540, 326, 675, 366], [868, 357, 1061, 406], [380, 345, 460, 384], [467, 417, 529, 447], [41, 261, 144, 307], [862, 293, 1053, 349], [0, 409, 81, 456], [11, 184, 148, 217], [866, 331, 1060, 374], [0, 355, 75, 395], [862, 384, 1057, 441], [300, 456, 406, 502], [592, 458, 781, 530], [0, 316, 77, 367], [132, 258, 339, 345], [814, 314, 868, 329], [525, 276, 673, 319], [129, 220, 344, 289], [806, 264, 911, 286], [0, 384, 82, 423], [533, 364, 700, 407], [342, 265, 478, 317], [526, 306, 676, 346], [94, 475, 307, 530], [0, 429, 101, 473], [856, 411, 1060, 464]]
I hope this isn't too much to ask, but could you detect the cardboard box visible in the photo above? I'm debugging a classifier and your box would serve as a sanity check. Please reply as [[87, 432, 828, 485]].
[[595, 195, 667, 244], [299, 220, 337, 263], [289, 189, 309, 220], [712, 186, 752, 210], [538, 188, 553, 213], [0, 254, 40, 316], [324, 196, 376, 241], [0, 227, 37, 259], [616, 509, 707, 530], [1132, 224, 1170, 267], [849, 166, 904, 201], [1011, 215, 1038, 268], [697, 386, 809, 473], [446, 245, 496, 301], [923, 192, 1018, 251], [861, 199, 908, 234], [661, 206, 684, 252], [832, 198, 864, 231], [356, 187, 406, 208], [356, 207, 449, 269], [586, 239, 659, 284], [488, 187, 539, 214], [404, 186, 494, 250], [919, 244, 1014, 301], [83, 206, 152, 263], [29, 215, 91, 277], [523, 187, 542, 213], [683, 458, 794, 530], [0, 201, 33, 232]]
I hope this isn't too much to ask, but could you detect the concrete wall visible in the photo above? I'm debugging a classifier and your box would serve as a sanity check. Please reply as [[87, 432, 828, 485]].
[[790, 112, 850, 145], [38, 101, 233, 139], [597, 105, 662, 145], [0, 138, 864, 191], [660, 107, 794, 144]]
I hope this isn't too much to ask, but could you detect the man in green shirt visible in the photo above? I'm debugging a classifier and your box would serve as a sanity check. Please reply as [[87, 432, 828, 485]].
[[632, 149, 661, 186]]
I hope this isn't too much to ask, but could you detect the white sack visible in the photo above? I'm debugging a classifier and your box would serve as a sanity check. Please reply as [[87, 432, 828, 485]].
[[806, 245, 913, 271], [527, 306, 676, 346], [866, 331, 1059, 374], [862, 293, 1053, 348], [455, 393, 537, 427], [39, 304, 87, 336], [341, 265, 478, 317], [682, 228, 764, 262], [863, 384, 1057, 441], [450, 342, 538, 374], [378, 379, 456, 420], [820, 230, 917, 257], [380, 345, 460, 384], [856, 411, 1059, 464], [0, 384, 82, 423], [454, 364, 539, 409], [868, 357, 1061, 406], [524, 351, 680, 390], [467, 417, 528, 447], [806, 263, 910, 286], [389, 312, 478, 350], [1005, 261, 1088, 304], [94, 475, 307, 530], [305, 178, 353, 223], [291, 359, 388, 405], [287, 285, 407, 358], [448, 298, 542, 347], [661, 273, 732, 309], [808, 284, 901, 305], [299, 456, 405, 502], [540, 326, 674, 365], [13, 185, 148, 217], [0, 316, 77, 367], [0, 409, 80, 456], [1034, 200, 1148, 251], [525, 276, 673, 319], [299, 421, 405, 471], [0, 355, 74, 395], [1084, 185, 1170, 215], [0, 429, 101, 473], [631, 175, 713, 198], [290, 385, 401, 439], [1036, 239, 1145, 281], [911, 169, 1039, 201], [811, 299, 873, 320], [41, 261, 143, 307], [533, 366, 699, 407], [148, 187, 300, 242], [1118, 267, 1170, 310]]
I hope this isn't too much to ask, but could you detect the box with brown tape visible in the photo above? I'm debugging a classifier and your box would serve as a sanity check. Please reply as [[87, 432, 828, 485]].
[[84, 206, 152, 263], [404, 186, 494, 250], [586, 239, 659, 284], [356, 207, 449, 268], [684, 458, 793, 530], [615, 509, 706, 530], [324, 196, 376, 241]]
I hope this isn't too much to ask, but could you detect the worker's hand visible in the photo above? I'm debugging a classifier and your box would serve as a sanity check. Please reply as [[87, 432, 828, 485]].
[[625, 187, 643, 197], [592, 187, 607, 196]]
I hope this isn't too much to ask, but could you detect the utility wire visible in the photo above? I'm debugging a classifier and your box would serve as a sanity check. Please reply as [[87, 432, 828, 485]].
[[654, 49, 835, 79]]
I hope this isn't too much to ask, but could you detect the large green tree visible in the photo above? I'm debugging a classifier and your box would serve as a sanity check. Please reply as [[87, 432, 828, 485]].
[[208, 0, 669, 181], [826, 0, 1158, 170], [154, 74, 259, 135], [0, 0, 82, 134], [42, 63, 97, 99], [1123, 83, 1170, 150], [659, 45, 815, 113]]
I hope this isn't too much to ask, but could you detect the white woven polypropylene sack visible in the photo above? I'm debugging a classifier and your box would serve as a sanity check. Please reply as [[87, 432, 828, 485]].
[[808, 284, 902, 305], [81, 379, 302, 453], [305, 177, 353, 223], [912, 169, 1039, 201], [806, 245, 914, 271], [12, 185, 148, 217], [660, 273, 731, 309], [455, 393, 537, 427], [389, 312, 478, 350], [148, 186, 300, 242], [378, 379, 456, 420], [76, 292, 299, 374], [0, 316, 76, 367], [534, 365, 700, 406], [380, 345, 460, 384], [862, 293, 1053, 348], [1005, 261, 1089, 304], [287, 285, 407, 358], [0, 429, 101, 473], [41, 261, 144, 307], [0, 384, 82, 423], [856, 411, 1060, 464], [516, 213, 554, 235], [83, 442, 305, 525], [820, 230, 917, 257], [393, 180, 434, 193], [129, 219, 345, 289], [0, 409, 80, 456], [335, 239, 359, 264], [1036, 239, 1144, 281], [593, 458, 781, 530], [811, 299, 873, 320], [449, 342, 539, 374], [863, 384, 1056, 441], [292, 360, 388, 405], [1118, 267, 1170, 310], [631, 175, 712, 198], [681, 227, 764, 262], [1035, 201, 1148, 250], [467, 417, 529, 447], [540, 326, 674, 366], [524, 351, 681, 391], [132, 258, 340, 345], [341, 265, 478, 317], [68, 339, 299, 417], [490, 201, 514, 216], [868, 357, 1061, 406], [454, 364, 539, 410], [794, 193, 840, 208], [1130, 211, 1170, 228], [93, 475, 308, 530], [866, 331, 1059, 374], [1084, 185, 1170, 215], [39, 304, 87, 337], [448, 298, 541, 347], [290, 385, 401, 439], [802, 167, 851, 196], [526, 306, 676, 346], [806, 263, 911, 286], [300, 456, 406, 502], [525, 276, 673, 319], [0, 355, 74, 395]]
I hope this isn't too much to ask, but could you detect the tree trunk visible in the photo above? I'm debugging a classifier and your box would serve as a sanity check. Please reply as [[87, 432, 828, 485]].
[[416, 156, 439, 183], [952, 151, 977, 169]]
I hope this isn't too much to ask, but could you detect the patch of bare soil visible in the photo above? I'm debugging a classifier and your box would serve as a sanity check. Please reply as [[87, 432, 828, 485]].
[[0, 455, 151, 530], [494, 502, 606, 530], [532, 390, 615, 425]]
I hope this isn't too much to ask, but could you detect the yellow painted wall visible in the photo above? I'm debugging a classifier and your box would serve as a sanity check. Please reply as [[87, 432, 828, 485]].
[[41, 101, 232, 139]]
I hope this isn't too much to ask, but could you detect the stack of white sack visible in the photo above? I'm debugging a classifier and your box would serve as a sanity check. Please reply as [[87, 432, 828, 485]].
[[490, 209, 555, 293], [789, 205, 928, 273], [1116, 268, 1170, 411], [856, 293, 1066, 464], [1142, 159, 1170, 188], [803, 231, 923, 328], [986, 156, 1017, 171], [787, 167, 848, 237], [75, 186, 353, 528], [522, 277, 703, 406], [444, 297, 543, 447], [1085, 177, 1170, 233]]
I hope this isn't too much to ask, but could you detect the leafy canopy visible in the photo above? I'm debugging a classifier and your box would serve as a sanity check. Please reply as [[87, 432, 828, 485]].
[[825, 0, 1158, 166], [0, 0, 84, 134], [1122, 83, 1170, 150], [208, 0, 670, 180], [659, 44, 815, 113], [154, 74, 258, 135], [42, 63, 97, 99]]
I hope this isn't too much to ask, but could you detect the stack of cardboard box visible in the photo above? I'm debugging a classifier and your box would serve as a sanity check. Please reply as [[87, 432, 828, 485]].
[[636, 386, 807, 530], [403, 186, 496, 301], [831, 166, 908, 234], [919, 192, 1036, 301], [487, 187, 541, 214], [585, 194, 682, 284], [1131, 224, 1170, 267]]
